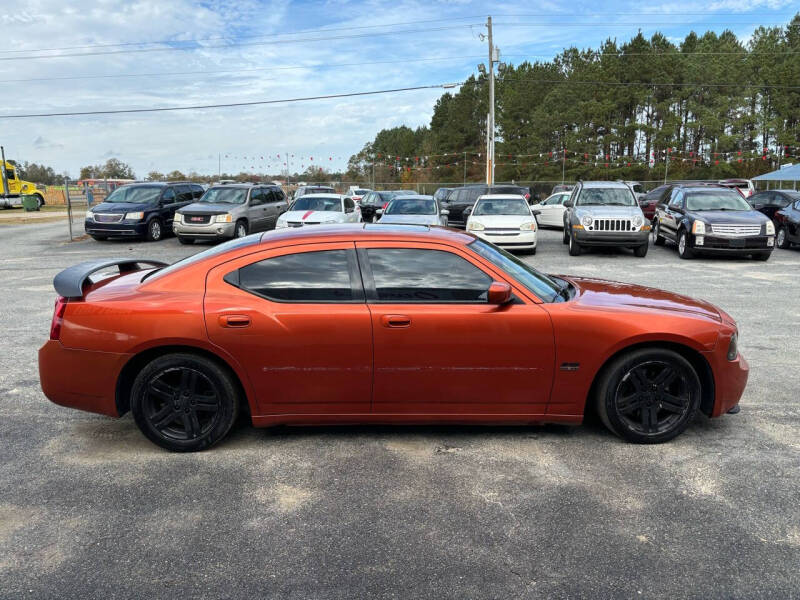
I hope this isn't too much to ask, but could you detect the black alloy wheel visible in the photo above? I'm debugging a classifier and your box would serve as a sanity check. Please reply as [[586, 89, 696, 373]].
[[597, 348, 700, 443], [653, 219, 665, 246], [147, 218, 163, 242], [131, 354, 239, 452]]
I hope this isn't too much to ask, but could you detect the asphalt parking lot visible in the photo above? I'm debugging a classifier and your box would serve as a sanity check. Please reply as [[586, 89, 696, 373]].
[[1, 221, 798, 599]]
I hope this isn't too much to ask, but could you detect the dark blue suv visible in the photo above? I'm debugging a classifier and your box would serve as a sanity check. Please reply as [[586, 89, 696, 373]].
[[85, 182, 204, 241]]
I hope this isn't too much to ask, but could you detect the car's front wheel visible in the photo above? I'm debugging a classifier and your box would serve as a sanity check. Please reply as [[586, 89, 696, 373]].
[[596, 348, 701, 443], [677, 230, 693, 259], [131, 353, 240, 452], [633, 243, 648, 257], [776, 227, 789, 249], [568, 232, 582, 256], [234, 219, 248, 238], [146, 218, 163, 242]]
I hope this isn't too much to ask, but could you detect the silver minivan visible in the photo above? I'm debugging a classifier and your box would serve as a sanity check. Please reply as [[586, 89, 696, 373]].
[[173, 184, 288, 244]]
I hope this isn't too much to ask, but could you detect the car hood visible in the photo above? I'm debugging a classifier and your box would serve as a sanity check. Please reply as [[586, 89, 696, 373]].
[[89, 202, 153, 214], [574, 205, 643, 218], [378, 214, 441, 225], [279, 210, 347, 222], [468, 214, 533, 227], [688, 209, 769, 225], [563, 276, 721, 322], [178, 202, 237, 216]]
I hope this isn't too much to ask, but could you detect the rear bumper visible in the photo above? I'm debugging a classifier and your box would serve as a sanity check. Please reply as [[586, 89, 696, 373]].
[[85, 220, 147, 237], [575, 229, 649, 246], [38, 340, 130, 417]]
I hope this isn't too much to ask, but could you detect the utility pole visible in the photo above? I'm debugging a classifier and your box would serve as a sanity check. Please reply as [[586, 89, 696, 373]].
[[0, 146, 9, 198], [663, 147, 670, 184], [486, 15, 495, 185], [218, 153, 221, 180], [463, 151, 467, 185]]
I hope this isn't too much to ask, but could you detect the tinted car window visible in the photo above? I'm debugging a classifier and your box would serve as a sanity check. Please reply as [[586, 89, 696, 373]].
[[668, 189, 683, 209], [367, 248, 490, 302], [685, 191, 752, 211], [105, 185, 163, 204], [238, 250, 355, 302], [176, 185, 193, 203], [344, 197, 355, 212], [385, 198, 436, 215], [161, 187, 176, 202], [192, 185, 205, 198], [250, 188, 264, 206]]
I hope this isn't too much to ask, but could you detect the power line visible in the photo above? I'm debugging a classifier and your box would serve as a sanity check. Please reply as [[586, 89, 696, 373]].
[[0, 83, 459, 119], [0, 24, 480, 61], [489, 75, 800, 89], [0, 16, 485, 54]]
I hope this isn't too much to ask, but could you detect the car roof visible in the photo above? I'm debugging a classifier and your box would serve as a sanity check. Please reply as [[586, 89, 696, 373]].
[[389, 195, 434, 201], [296, 193, 345, 199], [477, 194, 527, 200], [258, 223, 471, 245], [579, 181, 631, 189], [207, 183, 255, 189]]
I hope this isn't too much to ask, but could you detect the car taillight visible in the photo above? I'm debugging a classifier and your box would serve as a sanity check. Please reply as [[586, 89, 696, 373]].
[[50, 296, 67, 340]]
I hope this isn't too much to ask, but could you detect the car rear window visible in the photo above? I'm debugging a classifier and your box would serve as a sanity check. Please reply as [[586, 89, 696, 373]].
[[144, 235, 260, 282]]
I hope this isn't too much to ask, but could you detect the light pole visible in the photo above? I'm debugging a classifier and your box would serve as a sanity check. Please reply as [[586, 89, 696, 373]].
[[479, 16, 500, 185]]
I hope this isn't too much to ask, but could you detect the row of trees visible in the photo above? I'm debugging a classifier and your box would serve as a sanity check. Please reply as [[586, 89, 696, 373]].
[[78, 158, 135, 180], [347, 15, 800, 185]]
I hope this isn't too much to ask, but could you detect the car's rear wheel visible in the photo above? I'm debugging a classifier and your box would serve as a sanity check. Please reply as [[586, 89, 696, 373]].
[[234, 219, 248, 238], [177, 236, 194, 245], [146, 218, 163, 242], [776, 227, 789, 249], [652, 220, 665, 246], [568, 232, 582, 256], [633, 243, 648, 257], [131, 353, 239, 452], [677, 230, 694, 259], [596, 348, 700, 444]]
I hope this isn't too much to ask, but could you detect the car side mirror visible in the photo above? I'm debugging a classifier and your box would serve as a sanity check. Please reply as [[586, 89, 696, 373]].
[[441, 209, 449, 216], [487, 281, 512, 305], [531, 210, 541, 216], [563, 199, 573, 208]]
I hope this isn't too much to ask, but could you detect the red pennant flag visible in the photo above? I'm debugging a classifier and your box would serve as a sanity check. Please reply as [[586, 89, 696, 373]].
[[714, 160, 719, 165]]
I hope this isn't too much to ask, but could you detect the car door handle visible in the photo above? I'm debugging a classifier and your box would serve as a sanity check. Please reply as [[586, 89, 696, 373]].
[[381, 314, 411, 328], [218, 314, 251, 328]]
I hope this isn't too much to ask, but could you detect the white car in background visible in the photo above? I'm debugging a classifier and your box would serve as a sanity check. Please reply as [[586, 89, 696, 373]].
[[533, 191, 571, 228], [376, 195, 448, 226], [346, 186, 372, 204], [465, 194, 538, 253], [276, 194, 361, 228]]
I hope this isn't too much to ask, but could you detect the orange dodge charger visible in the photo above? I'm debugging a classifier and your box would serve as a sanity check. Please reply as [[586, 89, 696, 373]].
[[39, 225, 747, 451]]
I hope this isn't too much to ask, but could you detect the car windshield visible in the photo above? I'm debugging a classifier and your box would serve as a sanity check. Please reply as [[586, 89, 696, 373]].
[[686, 191, 752, 211], [200, 188, 248, 204], [354, 189, 370, 195], [576, 187, 635, 206], [391, 190, 416, 197], [104, 185, 162, 204], [385, 198, 436, 215], [292, 196, 342, 212], [474, 198, 530, 216], [304, 187, 334, 194], [470, 239, 564, 302]]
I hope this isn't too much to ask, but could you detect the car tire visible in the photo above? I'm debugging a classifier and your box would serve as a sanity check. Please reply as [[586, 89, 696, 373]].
[[146, 218, 163, 242], [562, 227, 569, 244], [776, 227, 789, 249], [653, 220, 666, 246], [234, 219, 248, 238], [634, 243, 649, 257], [596, 348, 701, 444], [530, 247, 537, 255], [753, 251, 771, 261], [177, 236, 194, 245], [568, 232, 582, 256], [677, 230, 694, 259], [130, 353, 240, 452], [90, 235, 108, 241]]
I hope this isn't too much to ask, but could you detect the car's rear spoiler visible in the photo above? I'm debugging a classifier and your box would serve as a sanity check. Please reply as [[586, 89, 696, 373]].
[[53, 258, 168, 299]]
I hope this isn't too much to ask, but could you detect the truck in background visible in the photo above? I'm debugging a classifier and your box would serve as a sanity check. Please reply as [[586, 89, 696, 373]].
[[1, 146, 46, 208]]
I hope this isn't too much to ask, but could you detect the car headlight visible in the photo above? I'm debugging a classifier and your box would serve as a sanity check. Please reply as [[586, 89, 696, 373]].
[[468, 221, 484, 231], [632, 215, 644, 228], [580, 215, 593, 228], [173, 213, 183, 223], [765, 221, 775, 235], [692, 220, 706, 235], [85, 211, 94, 220], [727, 332, 738, 361], [124, 211, 144, 221], [520, 221, 536, 231], [276, 219, 287, 228], [214, 213, 233, 223]]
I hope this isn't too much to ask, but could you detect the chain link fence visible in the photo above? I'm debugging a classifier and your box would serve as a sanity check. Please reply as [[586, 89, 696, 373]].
[[64, 179, 109, 241]]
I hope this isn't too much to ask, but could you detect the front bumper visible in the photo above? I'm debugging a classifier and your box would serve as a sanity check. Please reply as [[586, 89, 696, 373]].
[[474, 230, 537, 249], [703, 348, 749, 417], [574, 228, 649, 246], [85, 219, 147, 237], [174, 220, 235, 239], [691, 233, 774, 254], [38, 340, 131, 417]]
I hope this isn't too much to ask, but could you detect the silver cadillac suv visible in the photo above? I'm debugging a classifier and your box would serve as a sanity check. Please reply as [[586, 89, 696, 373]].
[[562, 181, 651, 257]]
